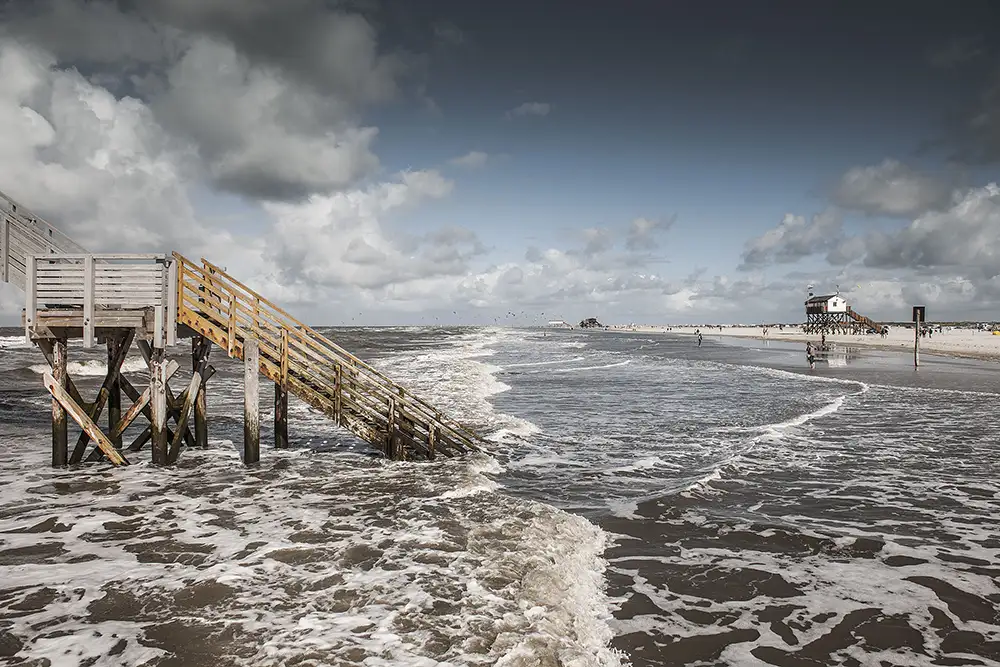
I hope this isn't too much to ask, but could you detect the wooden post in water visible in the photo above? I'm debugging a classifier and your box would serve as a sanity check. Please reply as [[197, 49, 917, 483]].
[[275, 329, 289, 449], [51, 338, 68, 467], [107, 335, 122, 448], [914, 309, 922, 368], [193, 336, 210, 448], [150, 348, 168, 465], [244, 338, 260, 464], [386, 397, 397, 460]]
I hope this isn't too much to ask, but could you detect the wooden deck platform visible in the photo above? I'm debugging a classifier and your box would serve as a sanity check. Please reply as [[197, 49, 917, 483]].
[[1, 187, 485, 468]]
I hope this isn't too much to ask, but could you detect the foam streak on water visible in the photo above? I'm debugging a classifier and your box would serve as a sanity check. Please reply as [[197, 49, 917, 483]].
[[0, 327, 625, 667], [3, 325, 1000, 666]]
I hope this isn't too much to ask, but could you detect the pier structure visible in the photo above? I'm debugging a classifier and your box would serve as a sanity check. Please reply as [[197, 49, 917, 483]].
[[803, 292, 884, 335], [1, 189, 483, 468]]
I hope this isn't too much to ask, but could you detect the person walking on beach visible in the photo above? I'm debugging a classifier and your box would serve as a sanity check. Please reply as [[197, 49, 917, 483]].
[[806, 342, 815, 369], [697, 331, 703, 347]]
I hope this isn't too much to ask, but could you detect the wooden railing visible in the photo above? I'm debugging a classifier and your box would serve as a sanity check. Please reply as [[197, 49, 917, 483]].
[[1, 190, 87, 291], [173, 252, 482, 459], [847, 308, 883, 333], [25, 253, 176, 348]]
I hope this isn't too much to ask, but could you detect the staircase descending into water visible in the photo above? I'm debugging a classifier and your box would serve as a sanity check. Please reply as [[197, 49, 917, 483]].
[[847, 307, 885, 334], [173, 254, 480, 458], [1, 188, 482, 462]]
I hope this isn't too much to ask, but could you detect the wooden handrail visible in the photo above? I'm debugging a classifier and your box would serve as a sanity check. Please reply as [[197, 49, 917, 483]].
[[193, 256, 481, 444], [173, 252, 482, 458]]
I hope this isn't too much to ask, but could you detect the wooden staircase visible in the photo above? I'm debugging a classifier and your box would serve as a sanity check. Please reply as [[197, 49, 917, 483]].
[[1, 189, 87, 287], [2, 187, 483, 462], [847, 307, 885, 334], [173, 254, 482, 459]]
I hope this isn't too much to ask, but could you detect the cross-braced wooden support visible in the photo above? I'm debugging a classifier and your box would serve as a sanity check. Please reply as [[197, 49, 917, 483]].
[[36, 329, 216, 467]]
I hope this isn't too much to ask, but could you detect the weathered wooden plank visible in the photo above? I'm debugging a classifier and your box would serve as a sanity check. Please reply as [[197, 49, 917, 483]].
[[168, 371, 201, 463], [51, 338, 68, 467], [111, 360, 178, 440], [43, 370, 128, 466], [107, 334, 123, 448], [244, 339, 260, 464]]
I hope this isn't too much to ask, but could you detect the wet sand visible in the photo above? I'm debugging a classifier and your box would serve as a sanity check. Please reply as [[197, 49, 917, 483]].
[[617, 325, 1000, 362]]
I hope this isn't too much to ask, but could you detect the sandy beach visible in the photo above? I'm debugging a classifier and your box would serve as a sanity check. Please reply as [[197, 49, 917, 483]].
[[613, 324, 1000, 362]]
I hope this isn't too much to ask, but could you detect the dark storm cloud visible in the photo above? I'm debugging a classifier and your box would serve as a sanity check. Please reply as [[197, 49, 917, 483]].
[[927, 35, 986, 69], [951, 69, 1000, 164]]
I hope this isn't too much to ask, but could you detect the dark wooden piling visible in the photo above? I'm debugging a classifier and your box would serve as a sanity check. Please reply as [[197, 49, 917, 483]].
[[275, 329, 289, 448], [192, 336, 210, 448], [51, 338, 68, 467], [244, 338, 260, 464], [107, 335, 122, 448], [149, 348, 168, 465]]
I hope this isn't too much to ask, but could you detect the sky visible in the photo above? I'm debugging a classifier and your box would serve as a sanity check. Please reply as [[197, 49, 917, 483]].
[[1, 0, 999, 325]]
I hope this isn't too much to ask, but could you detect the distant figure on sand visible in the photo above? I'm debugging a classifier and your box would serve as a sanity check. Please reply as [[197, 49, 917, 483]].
[[696, 330, 703, 347], [806, 342, 815, 369]]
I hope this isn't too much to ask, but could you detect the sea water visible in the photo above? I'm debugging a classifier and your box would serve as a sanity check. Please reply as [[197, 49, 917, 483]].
[[0, 327, 998, 666]]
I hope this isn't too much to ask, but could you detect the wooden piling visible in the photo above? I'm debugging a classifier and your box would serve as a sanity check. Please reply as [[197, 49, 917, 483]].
[[51, 338, 68, 467], [168, 371, 202, 463], [193, 336, 209, 448], [275, 329, 289, 448], [107, 335, 122, 448], [244, 338, 260, 464], [43, 371, 128, 466], [387, 397, 398, 460], [150, 348, 168, 465]]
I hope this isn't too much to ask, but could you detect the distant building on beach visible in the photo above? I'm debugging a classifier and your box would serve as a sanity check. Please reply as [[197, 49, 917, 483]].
[[546, 320, 573, 329], [805, 294, 848, 314], [804, 290, 883, 334]]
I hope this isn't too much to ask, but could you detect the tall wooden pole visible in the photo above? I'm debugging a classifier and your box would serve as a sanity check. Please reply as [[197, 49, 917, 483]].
[[275, 328, 289, 449], [51, 338, 68, 467], [193, 337, 209, 448], [914, 312, 921, 368], [107, 335, 122, 448], [244, 339, 260, 464]]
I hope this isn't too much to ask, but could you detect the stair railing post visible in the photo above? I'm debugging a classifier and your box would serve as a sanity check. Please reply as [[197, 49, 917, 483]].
[[227, 292, 236, 357], [334, 363, 342, 424]]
